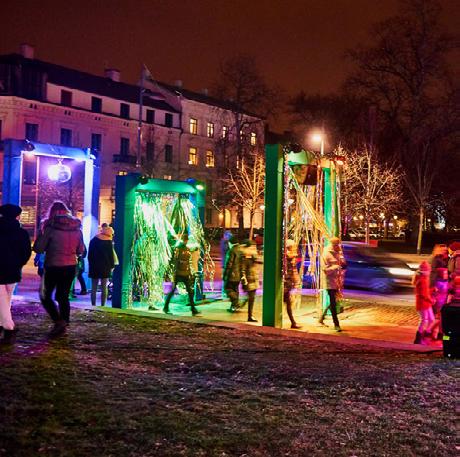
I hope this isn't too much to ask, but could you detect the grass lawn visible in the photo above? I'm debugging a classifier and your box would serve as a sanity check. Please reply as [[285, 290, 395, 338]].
[[0, 304, 457, 457]]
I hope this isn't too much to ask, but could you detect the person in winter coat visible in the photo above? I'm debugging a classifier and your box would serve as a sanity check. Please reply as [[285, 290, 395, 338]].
[[284, 239, 302, 329], [413, 261, 435, 344], [318, 237, 346, 332], [430, 268, 449, 340], [33, 201, 85, 337], [88, 225, 116, 306], [223, 235, 242, 313], [240, 240, 261, 322], [0, 204, 31, 344], [429, 244, 448, 288], [163, 233, 200, 316]]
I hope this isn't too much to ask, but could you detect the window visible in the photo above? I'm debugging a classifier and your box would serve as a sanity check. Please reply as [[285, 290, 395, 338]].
[[189, 118, 197, 135], [120, 137, 130, 156], [120, 103, 130, 119], [146, 142, 155, 162], [61, 90, 72, 107], [22, 156, 36, 185], [205, 150, 215, 168], [164, 144, 173, 163], [188, 147, 198, 165], [163, 175, 172, 180], [165, 113, 173, 127], [222, 125, 228, 139], [240, 129, 244, 141], [146, 109, 155, 124], [60, 128, 72, 146], [91, 97, 102, 113], [250, 132, 257, 146], [118, 171, 128, 176], [25, 123, 38, 141], [206, 122, 214, 138], [91, 133, 102, 156]]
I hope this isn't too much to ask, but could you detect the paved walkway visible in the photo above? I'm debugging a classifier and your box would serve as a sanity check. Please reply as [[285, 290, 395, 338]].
[[13, 283, 442, 353]]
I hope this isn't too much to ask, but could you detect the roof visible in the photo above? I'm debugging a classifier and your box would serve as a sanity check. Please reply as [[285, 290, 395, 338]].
[[0, 54, 179, 113], [157, 81, 264, 120]]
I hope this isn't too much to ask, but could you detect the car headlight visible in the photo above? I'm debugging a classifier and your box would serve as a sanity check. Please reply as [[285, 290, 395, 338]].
[[387, 267, 413, 276]]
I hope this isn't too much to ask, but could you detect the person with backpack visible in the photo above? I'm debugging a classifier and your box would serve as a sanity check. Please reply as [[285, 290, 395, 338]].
[[223, 235, 242, 313], [0, 204, 32, 345], [240, 240, 261, 322], [163, 233, 200, 316]]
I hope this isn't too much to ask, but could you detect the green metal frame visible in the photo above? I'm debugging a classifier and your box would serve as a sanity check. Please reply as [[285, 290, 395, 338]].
[[262, 145, 340, 327], [262, 144, 284, 327], [112, 174, 205, 309]]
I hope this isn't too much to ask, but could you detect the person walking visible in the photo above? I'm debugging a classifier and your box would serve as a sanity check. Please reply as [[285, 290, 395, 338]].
[[430, 268, 449, 340], [240, 240, 261, 322], [163, 233, 200, 316], [429, 244, 448, 288], [223, 235, 242, 313], [318, 237, 347, 332], [284, 239, 302, 329], [33, 201, 85, 337], [88, 225, 116, 307], [413, 261, 435, 344], [0, 204, 31, 345]]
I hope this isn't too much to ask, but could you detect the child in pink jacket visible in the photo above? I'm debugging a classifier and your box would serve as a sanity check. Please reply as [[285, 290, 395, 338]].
[[413, 261, 434, 344]]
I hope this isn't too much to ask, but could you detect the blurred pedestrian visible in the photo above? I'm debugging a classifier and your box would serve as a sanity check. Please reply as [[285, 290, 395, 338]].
[[88, 225, 116, 307], [319, 237, 347, 332], [429, 244, 448, 288], [412, 261, 434, 344], [430, 268, 449, 340], [34, 201, 85, 337], [223, 235, 242, 313], [284, 239, 302, 329], [240, 240, 261, 322], [163, 233, 200, 316], [34, 253, 46, 299], [0, 204, 31, 345]]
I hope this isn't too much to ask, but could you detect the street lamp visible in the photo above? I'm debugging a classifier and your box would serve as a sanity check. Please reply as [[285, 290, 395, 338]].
[[311, 132, 324, 156]]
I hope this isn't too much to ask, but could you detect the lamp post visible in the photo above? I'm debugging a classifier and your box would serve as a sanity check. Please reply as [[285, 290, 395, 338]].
[[311, 132, 324, 156]]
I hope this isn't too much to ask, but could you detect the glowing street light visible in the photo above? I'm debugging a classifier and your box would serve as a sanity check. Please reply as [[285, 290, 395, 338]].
[[311, 132, 324, 156]]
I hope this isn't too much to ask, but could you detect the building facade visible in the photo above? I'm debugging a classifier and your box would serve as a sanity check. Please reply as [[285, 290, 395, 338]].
[[0, 45, 265, 230]]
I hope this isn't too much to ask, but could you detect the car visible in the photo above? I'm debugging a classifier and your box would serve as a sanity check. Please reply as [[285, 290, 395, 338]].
[[300, 242, 414, 293]]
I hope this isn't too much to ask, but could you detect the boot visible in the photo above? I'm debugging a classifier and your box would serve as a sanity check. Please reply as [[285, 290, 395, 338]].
[[191, 306, 201, 316], [49, 320, 67, 339], [0, 329, 17, 345], [413, 331, 423, 344]]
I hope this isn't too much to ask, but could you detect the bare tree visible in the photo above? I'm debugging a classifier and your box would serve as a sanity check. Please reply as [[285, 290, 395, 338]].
[[212, 54, 280, 233], [346, 0, 459, 252], [342, 146, 404, 245], [226, 150, 265, 240]]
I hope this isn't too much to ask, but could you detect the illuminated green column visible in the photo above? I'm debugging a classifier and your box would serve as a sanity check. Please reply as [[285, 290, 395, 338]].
[[262, 144, 284, 328], [322, 165, 340, 311], [112, 173, 139, 309]]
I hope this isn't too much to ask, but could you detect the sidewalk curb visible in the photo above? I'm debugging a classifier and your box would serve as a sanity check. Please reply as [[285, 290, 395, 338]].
[[90, 305, 442, 354]]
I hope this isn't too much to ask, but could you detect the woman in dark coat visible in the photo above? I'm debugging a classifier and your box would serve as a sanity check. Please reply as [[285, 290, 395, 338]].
[[88, 225, 115, 306], [0, 204, 31, 344]]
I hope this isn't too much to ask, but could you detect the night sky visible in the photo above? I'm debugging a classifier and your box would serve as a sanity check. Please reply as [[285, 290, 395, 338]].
[[2, 0, 458, 107]]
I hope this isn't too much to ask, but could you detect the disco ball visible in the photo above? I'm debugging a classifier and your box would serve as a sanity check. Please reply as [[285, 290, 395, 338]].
[[48, 163, 72, 183]]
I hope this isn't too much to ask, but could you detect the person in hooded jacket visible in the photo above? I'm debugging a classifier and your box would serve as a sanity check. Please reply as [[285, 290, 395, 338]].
[[319, 237, 347, 332], [223, 235, 242, 313], [240, 240, 261, 322], [88, 224, 116, 307], [0, 204, 31, 344], [413, 261, 434, 344], [34, 201, 85, 337]]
